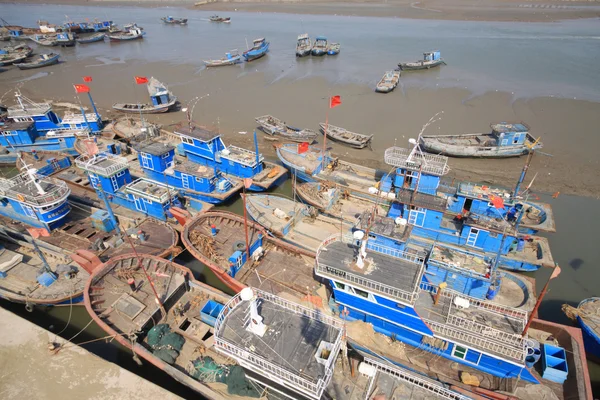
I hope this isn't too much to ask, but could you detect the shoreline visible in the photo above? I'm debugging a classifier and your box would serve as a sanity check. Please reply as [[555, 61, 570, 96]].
[[1, 0, 600, 22]]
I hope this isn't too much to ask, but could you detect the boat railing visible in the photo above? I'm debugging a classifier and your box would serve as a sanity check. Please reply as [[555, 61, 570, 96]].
[[62, 112, 101, 124], [75, 153, 128, 177], [316, 234, 422, 304], [384, 146, 450, 176], [0, 172, 70, 206], [125, 178, 173, 204], [214, 288, 343, 400], [363, 358, 472, 400], [221, 145, 264, 167], [366, 240, 425, 265]]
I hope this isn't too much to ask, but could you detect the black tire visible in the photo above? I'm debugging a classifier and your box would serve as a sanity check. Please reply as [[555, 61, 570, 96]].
[[232, 241, 246, 252]]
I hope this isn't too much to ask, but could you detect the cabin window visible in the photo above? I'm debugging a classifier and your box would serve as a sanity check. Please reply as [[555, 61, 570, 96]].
[[143, 198, 152, 204], [116, 171, 125, 177], [513, 133, 521, 144], [368, 233, 377, 239], [452, 345, 468, 360], [181, 137, 194, 145], [161, 153, 170, 159], [354, 287, 369, 299], [334, 281, 345, 290], [195, 177, 203, 182]]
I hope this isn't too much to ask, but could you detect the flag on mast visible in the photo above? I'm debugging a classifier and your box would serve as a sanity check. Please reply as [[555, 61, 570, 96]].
[[135, 76, 148, 84], [73, 84, 90, 93], [329, 95, 341, 108], [83, 76, 93, 82]]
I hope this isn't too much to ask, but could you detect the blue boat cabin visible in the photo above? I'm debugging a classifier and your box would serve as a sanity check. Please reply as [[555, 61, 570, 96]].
[[491, 123, 530, 147], [424, 51, 441, 61], [75, 153, 179, 221], [0, 121, 78, 153], [8, 29, 25, 39]]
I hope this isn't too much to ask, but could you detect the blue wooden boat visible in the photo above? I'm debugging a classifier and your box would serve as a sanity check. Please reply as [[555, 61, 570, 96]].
[[311, 36, 327, 56], [420, 123, 543, 158], [0, 120, 83, 156], [106, 26, 145, 41], [255, 115, 318, 143], [113, 77, 177, 114], [243, 38, 269, 62], [203, 51, 241, 67], [76, 32, 105, 44], [563, 298, 600, 360], [399, 50, 445, 71], [8, 29, 29, 41], [0, 44, 32, 66], [161, 16, 188, 25], [56, 32, 75, 47], [29, 34, 58, 46], [15, 53, 60, 70], [326, 42, 340, 55], [91, 20, 113, 32]]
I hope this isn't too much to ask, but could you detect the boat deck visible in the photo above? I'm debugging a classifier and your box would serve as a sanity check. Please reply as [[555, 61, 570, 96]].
[[170, 156, 216, 178], [504, 235, 555, 268], [422, 133, 496, 147], [317, 160, 380, 192], [218, 294, 341, 383], [429, 244, 490, 275], [356, 212, 412, 242], [396, 188, 448, 213]]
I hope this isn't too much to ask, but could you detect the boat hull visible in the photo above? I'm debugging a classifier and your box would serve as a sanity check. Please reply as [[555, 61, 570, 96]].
[[296, 49, 311, 57], [311, 49, 326, 56], [420, 138, 533, 158], [15, 54, 60, 70], [399, 59, 444, 70], [76, 34, 105, 44], [112, 99, 177, 114]]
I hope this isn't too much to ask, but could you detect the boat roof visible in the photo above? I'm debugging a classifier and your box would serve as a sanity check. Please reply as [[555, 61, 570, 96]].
[[124, 178, 174, 204], [316, 36, 327, 40], [253, 37, 265, 43], [0, 120, 34, 131], [174, 123, 220, 142], [384, 146, 450, 176], [491, 123, 529, 134], [172, 156, 216, 178], [297, 33, 309, 40], [355, 212, 411, 242], [136, 140, 174, 156], [147, 77, 169, 97]]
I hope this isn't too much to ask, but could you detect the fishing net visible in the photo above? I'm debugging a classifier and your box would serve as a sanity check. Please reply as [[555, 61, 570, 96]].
[[153, 348, 179, 365], [147, 324, 170, 347], [191, 356, 227, 383], [147, 324, 186, 365], [160, 332, 186, 352], [226, 366, 262, 398]]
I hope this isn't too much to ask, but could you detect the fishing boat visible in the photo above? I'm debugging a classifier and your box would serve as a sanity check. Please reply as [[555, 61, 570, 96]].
[[75, 32, 105, 44], [295, 181, 389, 222], [255, 115, 318, 143], [399, 50, 445, 71], [0, 33, 10, 41], [244, 193, 353, 252], [56, 32, 75, 47], [209, 15, 231, 23], [113, 77, 177, 114], [242, 37, 269, 62], [8, 28, 29, 41], [311, 36, 328, 56], [419, 122, 543, 158], [161, 16, 188, 25], [563, 298, 600, 360], [326, 42, 340, 55], [106, 26, 145, 41], [203, 50, 241, 67], [319, 123, 373, 149], [375, 70, 401, 93], [91, 20, 114, 32], [0, 44, 33, 66], [295, 33, 311, 57], [37, 20, 61, 33], [15, 53, 60, 70], [29, 34, 58, 46]]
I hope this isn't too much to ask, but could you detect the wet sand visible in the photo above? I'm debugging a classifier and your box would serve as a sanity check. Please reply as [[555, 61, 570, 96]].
[[2, 0, 600, 22], [1, 58, 598, 198]]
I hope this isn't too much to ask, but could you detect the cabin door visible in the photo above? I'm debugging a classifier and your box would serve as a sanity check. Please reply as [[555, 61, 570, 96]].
[[141, 153, 153, 170], [466, 228, 479, 247], [89, 174, 99, 189], [181, 173, 191, 189], [134, 197, 147, 212]]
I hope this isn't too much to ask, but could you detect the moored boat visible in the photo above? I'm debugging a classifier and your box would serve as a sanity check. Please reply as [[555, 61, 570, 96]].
[[311, 36, 327, 56], [0, 44, 33, 66], [56, 32, 76, 47], [420, 122, 543, 158], [15, 53, 60, 70], [242, 37, 269, 61], [161, 16, 188, 25], [113, 77, 177, 114], [563, 298, 600, 360], [295, 33, 311, 57], [209, 15, 231, 23], [255, 115, 318, 143], [29, 34, 58, 46], [75, 32, 105, 44], [326, 42, 340, 55], [106, 26, 145, 41], [375, 70, 400, 93], [319, 123, 373, 149], [399, 50, 445, 71], [37, 20, 61, 34], [203, 50, 241, 67]]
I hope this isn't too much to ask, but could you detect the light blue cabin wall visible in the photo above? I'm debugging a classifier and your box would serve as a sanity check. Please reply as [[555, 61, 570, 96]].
[[97, 190, 169, 221], [423, 264, 491, 299], [138, 151, 174, 173], [88, 170, 132, 194], [142, 167, 216, 193]]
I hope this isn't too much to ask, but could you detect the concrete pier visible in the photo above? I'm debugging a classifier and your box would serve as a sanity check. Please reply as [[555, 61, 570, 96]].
[[0, 307, 182, 400]]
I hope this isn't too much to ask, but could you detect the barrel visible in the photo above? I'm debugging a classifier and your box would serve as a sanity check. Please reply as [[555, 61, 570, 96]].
[[486, 286, 498, 300]]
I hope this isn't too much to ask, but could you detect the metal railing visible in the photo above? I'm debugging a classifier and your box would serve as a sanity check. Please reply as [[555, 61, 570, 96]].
[[366, 241, 425, 265], [61, 112, 101, 124], [221, 145, 264, 167], [214, 288, 344, 400], [125, 178, 173, 204], [0, 173, 70, 207], [384, 146, 450, 176], [362, 358, 472, 400], [75, 153, 128, 177]]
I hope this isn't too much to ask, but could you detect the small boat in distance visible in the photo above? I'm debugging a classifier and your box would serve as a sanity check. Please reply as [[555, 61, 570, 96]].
[[399, 50, 445, 71], [56, 32, 76, 47], [113, 77, 177, 114], [319, 123, 373, 149], [296, 33, 311, 57], [375, 70, 401, 93], [255, 115, 318, 143], [29, 34, 58, 46], [161, 16, 188, 25], [106, 25, 145, 41], [15, 53, 60, 70], [327, 42, 340, 55], [75, 32, 105, 44], [419, 122, 542, 158], [0, 44, 33, 66], [209, 15, 231, 23], [311, 36, 328, 56], [243, 37, 269, 62], [203, 50, 241, 67]]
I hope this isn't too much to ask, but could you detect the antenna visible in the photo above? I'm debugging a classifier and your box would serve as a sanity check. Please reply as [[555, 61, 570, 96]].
[[240, 288, 267, 337], [18, 154, 46, 195], [184, 94, 210, 131]]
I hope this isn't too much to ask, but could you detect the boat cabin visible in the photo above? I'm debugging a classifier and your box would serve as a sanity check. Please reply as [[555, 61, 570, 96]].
[[0, 120, 79, 153], [491, 123, 530, 146], [424, 51, 441, 61], [146, 77, 174, 108], [251, 38, 266, 49], [8, 29, 25, 39], [92, 20, 112, 31], [76, 153, 179, 221]]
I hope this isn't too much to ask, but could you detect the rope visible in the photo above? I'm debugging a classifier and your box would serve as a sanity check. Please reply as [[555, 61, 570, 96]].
[[54, 284, 75, 337]]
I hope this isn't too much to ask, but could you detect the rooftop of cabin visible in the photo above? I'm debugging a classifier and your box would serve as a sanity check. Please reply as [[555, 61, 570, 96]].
[[174, 123, 220, 142], [171, 156, 216, 178], [491, 123, 529, 134], [0, 172, 69, 206], [220, 145, 263, 167], [217, 290, 343, 385], [397, 188, 448, 212], [317, 237, 424, 304], [428, 244, 492, 276], [464, 212, 513, 233], [125, 179, 173, 203], [384, 146, 449, 176], [355, 212, 411, 242], [7, 100, 51, 116], [0, 120, 34, 131], [456, 181, 512, 202], [62, 112, 101, 124], [136, 140, 174, 156]]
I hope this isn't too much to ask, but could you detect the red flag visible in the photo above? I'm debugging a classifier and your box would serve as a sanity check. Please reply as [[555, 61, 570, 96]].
[[243, 178, 253, 189], [489, 195, 504, 209], [298, 142, 309, 154], [135, 76, 148, 85], [83, 76, 92, 82], [73, 84, 90, 93], [329, 95, 341, 108]]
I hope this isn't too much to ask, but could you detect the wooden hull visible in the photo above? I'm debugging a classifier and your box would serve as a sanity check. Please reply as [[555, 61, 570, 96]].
[[113, 98, 177, 114], [76, 34, 105, 44], [203, 56, 241, 67], [107, 34, 144, 41], [15, 54, 60, 70], [319, 124, 373, 149], [399, 59, 444, 70], [420, 135, 536, 158]]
